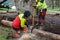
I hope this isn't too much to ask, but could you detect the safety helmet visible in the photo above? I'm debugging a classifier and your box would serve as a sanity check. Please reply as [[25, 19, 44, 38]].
[[24, 11, 31, 17]]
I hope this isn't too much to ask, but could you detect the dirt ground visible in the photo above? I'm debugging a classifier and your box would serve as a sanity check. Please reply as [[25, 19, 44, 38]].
[[0, 25, 17, 40]]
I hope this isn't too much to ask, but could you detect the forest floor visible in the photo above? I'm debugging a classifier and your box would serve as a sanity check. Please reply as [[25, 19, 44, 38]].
[[0, 8, 60, 40]]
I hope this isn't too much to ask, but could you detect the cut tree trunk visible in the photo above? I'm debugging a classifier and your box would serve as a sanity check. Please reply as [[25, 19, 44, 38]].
[[0, 13, 18, 18], [32, 29, 60, 40], [1, 20, 12, 27], [0, 13, 18, 21], [18, 33, 52, 40]]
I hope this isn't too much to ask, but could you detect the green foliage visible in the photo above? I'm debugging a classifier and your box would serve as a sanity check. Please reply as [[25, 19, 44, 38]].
[[47, 7, 60, 11]]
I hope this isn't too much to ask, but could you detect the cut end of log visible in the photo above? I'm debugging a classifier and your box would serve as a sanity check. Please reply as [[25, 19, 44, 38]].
[[1, 20, 12, 27]]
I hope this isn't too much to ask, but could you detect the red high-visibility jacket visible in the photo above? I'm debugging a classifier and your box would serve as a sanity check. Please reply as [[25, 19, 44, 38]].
[[12, 16, 27, 29]]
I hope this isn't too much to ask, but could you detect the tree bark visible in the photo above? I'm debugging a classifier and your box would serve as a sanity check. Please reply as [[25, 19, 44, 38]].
[[1, 20, 12, 27], [14, 0, 21, 14], [0, 13, 18, 19], [52, 0, 54, 9], [32, 29, 60, 40]]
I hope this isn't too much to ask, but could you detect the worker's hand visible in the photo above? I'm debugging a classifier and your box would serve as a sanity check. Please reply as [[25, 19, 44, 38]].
[[23, 27, 28, 33]]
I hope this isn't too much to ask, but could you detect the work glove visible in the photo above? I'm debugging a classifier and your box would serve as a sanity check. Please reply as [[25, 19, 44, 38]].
[[23, 26, 28, 33]]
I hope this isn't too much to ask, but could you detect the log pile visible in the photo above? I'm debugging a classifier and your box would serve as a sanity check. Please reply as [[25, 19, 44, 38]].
[[0, 13, 18, 21], [1, 20, 12, 27], [1, 20, 60, 40]]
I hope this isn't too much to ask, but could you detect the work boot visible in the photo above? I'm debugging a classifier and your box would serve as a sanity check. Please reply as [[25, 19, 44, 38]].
[[12, 33, 20, 38]]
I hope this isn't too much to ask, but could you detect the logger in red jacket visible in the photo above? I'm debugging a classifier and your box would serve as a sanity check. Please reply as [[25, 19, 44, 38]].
[[12, 11, 31, 38]]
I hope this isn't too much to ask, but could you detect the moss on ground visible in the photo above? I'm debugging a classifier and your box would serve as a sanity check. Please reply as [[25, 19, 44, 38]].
[[0, 25, 17, 40]]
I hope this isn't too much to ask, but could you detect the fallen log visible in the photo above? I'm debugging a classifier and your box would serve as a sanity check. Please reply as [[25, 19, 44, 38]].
[[32, 29, 60, 40], [45, 15, 60, 34], [0, 13, 18, 21], [47, 11, 60, 15], [18, 33, 52, 40], [1, 20, 12, 27], [0, 13, 18, 18], [1, 20, 60, 40]]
